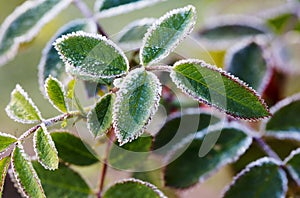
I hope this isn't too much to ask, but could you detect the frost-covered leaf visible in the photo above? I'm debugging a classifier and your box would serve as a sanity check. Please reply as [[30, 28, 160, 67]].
[[11, 144, 45, 198], [51, 132, 98, 166], [223, 157, 287, 198], [103, 178, 166, 198], [0, 132, 17, 153], [0, 156, 10, 197], [225, 41, 270, 92], [108, 136, 153, 170], [263, 94, 300, 140], [32, 161, 92, 198], [33, 124, 58, 170], [38, 19, 97, 92], [6, 84, 42, 123], [164, 124, 252, 188], [284, 148, 300, 186], [0, 0, 72, 66], [113, 68, 161, 145], [118, 18, 156, 47], [87, 93, 115, 137], [45, 76, 68, 113], [54, 31, 129, 81], [170, 59, 270, 120], [95, 0, 163, 18], [140, 5, 196, 66]]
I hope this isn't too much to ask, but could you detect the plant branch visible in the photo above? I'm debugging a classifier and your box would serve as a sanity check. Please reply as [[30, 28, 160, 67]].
[[254, 137, 282, 162], [145, 65, 173, 72]]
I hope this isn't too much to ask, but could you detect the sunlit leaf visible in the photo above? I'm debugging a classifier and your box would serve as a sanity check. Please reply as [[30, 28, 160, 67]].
[[0, 132, 17, 153], [0, 156, 10, 197], [170, 59, 270, 120], [223, 158, 287, 198], [87, 93, 115, 137], [54, 31, 129, 81], [38, 19, 96, 93], [0, 0, 72, 66], [164, 124, 252, 188], [103, 178, 166, 198], [113, 68, 161, 145], [33, 124, 58, 170], [51, 132, 98, 166], [140, 5, 196, 66], [32, 161, 92, 198], [11, 144, 45, 198], [6, 84, 42, 123]]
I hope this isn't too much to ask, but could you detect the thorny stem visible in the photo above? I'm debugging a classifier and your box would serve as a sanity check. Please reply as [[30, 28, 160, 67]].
[[253, 137, 282, 162]]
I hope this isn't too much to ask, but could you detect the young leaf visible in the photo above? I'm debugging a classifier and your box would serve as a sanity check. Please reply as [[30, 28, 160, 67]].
[[45, 76, 68, 113], [11, 144, 45, 198], [263, 94, 300, 140], [32, 161, 92, 198], [54, 31, 129, 81], [108, 136, 153, 170], [94, 0, 163, 18], [0, 156, 10, 197], [113, 68, 162, 145], [103, 178, 166, 198], [118, 18, 156, 47], [0, 132, 17, 153], [225, 41, 270, 92], [33, 124, 58, 170], [38, 19, 97, 93], [51, 132, 99, 166], [140, 5, 196, 66], [170, 59, 270, 120], [0, 0, 72, 66], [164, 124, 252, 188], [6, 84, 42, 124], [223, 158, 287, 198], [87, 93, 115, 137]]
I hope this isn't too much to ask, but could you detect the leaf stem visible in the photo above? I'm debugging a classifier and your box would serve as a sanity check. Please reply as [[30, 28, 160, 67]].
[[253, 137, 281, 162], [145, 65, 173, 72]]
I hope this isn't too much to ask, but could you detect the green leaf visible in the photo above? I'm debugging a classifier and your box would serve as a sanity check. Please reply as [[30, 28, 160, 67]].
[[225, 41, 269, 92], [0, 0, 72, 66], [38, 19, 96, 93], [140, 5, 196, 66], [284, 148, 300, 185], [33, 124, 58, 170], [54, 31, 129, 81], [113, 68, 161, 145], [95, 0, 163, 18], [87, 93, 115, 137], [223, 158, 287, 198], [32, 161, 91, 198], [118, 18, 156, 46], [11, 144, 45, 198], [164, 124, 252, 188], [0, 156, 10, 197], [45, 76, 68, 113], [132, 169, 163, 188], [67, 79, 76, 99], [153, 109, 220, 154], [170, 59, 270, 120], [51, 132, 99, 166], [0, 132, 17, 153], [263, 94, 300, 140], [265, 10, 299, 34], [108, 136, 153, 170], [6, 84, 42, 123], [103, 178, 166, 198]]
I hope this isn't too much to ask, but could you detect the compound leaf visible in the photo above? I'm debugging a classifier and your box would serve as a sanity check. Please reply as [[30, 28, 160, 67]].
[[6, 84, 42, 124], [0, 0, 72, 66], [170, 59, 270, 120], [113, 68, 161, 145], [45, 76, 68, 113], [140, 5, 196, 66], [54, 31, 129, 81], [51, 132, 98, 166], [87, 93, 115, 137], [223, 158, 287, 198], [11, 144, 45, 198], [103, 178, 166, 198], [164, 125, 252, 188], [32, 161, 92, 198], [0, 132, 17, 153], [33, 124, 58, 170]]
